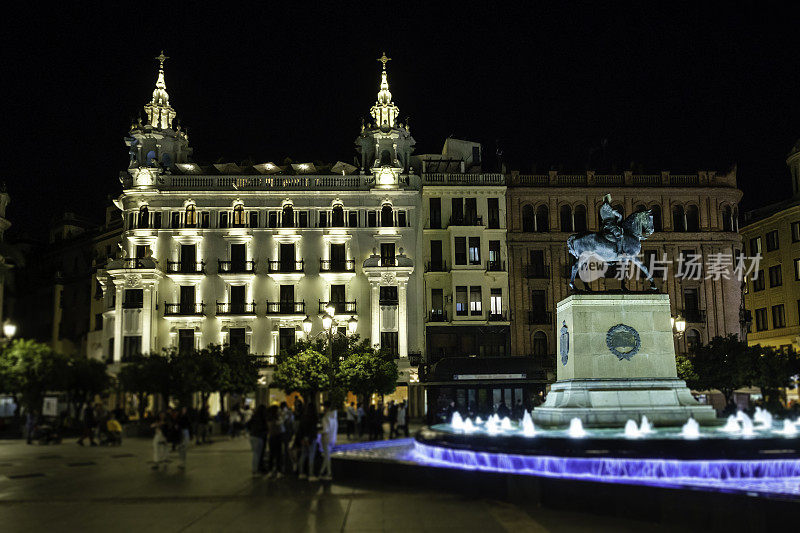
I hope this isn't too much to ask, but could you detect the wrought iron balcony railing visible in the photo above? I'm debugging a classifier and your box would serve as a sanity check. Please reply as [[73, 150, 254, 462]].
[[448, 215, 483, 227], [267, 260, 304, 273], [427, 310, 448, 322], [318, 301, 357, 314], [265, 301, 306, 315], [216, 302, 257, 315], [319, 259, 355, 272], [527, 311, 553, 325], [218, 260, 255, 274], [425, 260, 448, 272], [486, 260, 506, 272], [488, 312, 508, 321], [164, 302, 205, 316], [525, 265, 550, 279], [166, 261, 205, 274], [682, 308, 707, 323]]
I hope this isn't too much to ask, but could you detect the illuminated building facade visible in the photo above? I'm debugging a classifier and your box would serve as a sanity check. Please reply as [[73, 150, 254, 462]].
[[506, 170, 745, 382], [741, 137, 800, 353], [99, 53, 425, 407]]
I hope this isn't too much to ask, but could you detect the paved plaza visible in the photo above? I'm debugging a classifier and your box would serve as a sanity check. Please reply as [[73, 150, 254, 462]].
[[0, 436, 683, 532]]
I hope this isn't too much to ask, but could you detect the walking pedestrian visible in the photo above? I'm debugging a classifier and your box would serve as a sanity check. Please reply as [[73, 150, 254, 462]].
[[356, 402, 365, 439], [176, 406, 191, 470], [345, 402, 356, 439], [280, 402, 294, 473], [196, 404, 210, 444], [388, 400, 398, 438], [318, 401, 338, 480], [150, 411, 169, 470], [397, 401, 409, 437], [77, 403, 98, 446], [247, 405, 267, 476], [25, 410, 38, 445], [297, 402, 319, 481], [266, 405, 284, 478]]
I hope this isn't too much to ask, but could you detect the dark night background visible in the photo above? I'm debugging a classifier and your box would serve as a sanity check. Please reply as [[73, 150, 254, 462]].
[[2, 2, 799, 238]]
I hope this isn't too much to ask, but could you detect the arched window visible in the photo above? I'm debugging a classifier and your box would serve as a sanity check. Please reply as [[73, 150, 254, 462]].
[[650, 205, 662, 232], [533, 331, 548, 357], [686, 205, 700, 232], [722, 205, 733, 232], [574, 204, 587, 232], [138, 205, 149, 229], [535, 205, 549, 232], [332, 204, 345, 227], [686, 328, 701, 353], [381, 204, 394, 227], [185, 204, 196, 227], [635, 204, 646, 213], [282, 204, 294, 227], [560, 205, 573, 232], [522, 204, 535, 232], [233, 204, 245, 227], [672, 205, 685, 232]]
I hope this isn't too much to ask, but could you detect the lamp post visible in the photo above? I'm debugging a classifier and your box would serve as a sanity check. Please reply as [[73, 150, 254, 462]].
[[305, 311, 358, 399], [671, 314, 686, 340], [1, 320, 16, 346]]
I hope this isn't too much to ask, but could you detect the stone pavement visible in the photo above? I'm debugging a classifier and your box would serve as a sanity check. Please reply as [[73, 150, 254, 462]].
[[0, 437, 680, 532]]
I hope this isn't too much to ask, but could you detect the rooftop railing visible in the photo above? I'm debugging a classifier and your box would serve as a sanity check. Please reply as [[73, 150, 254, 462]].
[[509, 170, 735, 188]]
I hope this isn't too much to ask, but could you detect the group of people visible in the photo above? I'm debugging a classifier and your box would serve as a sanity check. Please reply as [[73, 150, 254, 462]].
[[343, 400, 409, 440], [150, 406, 192, 470], [76, 404, 123, 446], [246, 400, 338, 481]]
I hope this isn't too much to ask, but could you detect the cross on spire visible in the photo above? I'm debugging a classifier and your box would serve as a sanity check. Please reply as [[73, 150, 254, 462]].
[[155, 50, 169, 68], [377, 52, 391, 70]]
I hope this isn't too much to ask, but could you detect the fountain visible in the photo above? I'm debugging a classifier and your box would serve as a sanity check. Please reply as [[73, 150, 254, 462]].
[[680, 418, 700, 439], [486, 416, 500, 435], [624, 419, 642, 438], [463, 418, 476, 433], [736, 411, 755, 437], [639, 416, 654, 434], [775, 419, 798, 436], [450, 412, 464, 431], [521, 411, 536, 437], [500, 417, 514, 431], [474, 416, 483, 425], [719, 415, 741, 433], [568, 417, 586, 438], [754, 406, 773, 428]]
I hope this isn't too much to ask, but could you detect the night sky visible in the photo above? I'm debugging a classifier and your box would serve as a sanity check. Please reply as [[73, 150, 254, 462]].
[[3, 3, 799, 238]]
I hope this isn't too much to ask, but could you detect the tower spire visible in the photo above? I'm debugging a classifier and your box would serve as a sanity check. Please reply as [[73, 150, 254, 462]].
[[143, 50, 176, 129], [370, 52, 399, 128]]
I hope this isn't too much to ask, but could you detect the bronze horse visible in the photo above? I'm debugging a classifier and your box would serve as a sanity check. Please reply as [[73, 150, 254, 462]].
[[567, 209, 656, 291]]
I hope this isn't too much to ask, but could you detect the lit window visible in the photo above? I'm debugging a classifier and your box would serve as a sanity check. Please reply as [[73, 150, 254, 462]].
[[233, 204, 245, 227], [490, 288, 502, 317], [185, 204, 197, 227], [469, 286, 482, 315]]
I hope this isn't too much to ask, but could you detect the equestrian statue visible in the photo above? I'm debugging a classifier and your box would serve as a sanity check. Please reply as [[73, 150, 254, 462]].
[[567, 194, 657, 291]]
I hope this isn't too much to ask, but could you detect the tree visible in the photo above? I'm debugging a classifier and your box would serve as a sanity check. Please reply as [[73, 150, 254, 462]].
[[118, 351, 171, 415], [686, 334, 756, 404], [272, 348, 331, 403], [0, 339, 68, 413], [338, 349, 398, 404], [218, 344, 259, 404], [118, 356, 151, 420], [751, 346, 800, 412], [675, 354, 699, 390], [64, 357, 111, 415]]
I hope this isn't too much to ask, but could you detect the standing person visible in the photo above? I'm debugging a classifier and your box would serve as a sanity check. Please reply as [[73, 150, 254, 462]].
[[25, 410, 38, 445], [150, 411, 169, 470], [229, 408, 241, 438], [356, 402, 365, 439], [318, 401, 338, 480], [367, 404, 377, 440], [345, 402, 357, 439], [196, 404, 210, 445], [280, 402, 294, 473], [77, 403, 98, 446], [397, 401, 409, 437], [265, 405, 284, 478], [388, 400, 398, 439], [376, 402, 385, 440], [247, 405, 267, 476], [176, 406, 192, 470], [296, 402, 319, 481]]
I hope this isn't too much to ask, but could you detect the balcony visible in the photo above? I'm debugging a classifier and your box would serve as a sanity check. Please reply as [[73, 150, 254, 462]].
[[486, 260, 506, 272], [252, 355, 277, 368], [448, 215, 483, 227], [164, 302, 205, 316], [166, 261, 205, 274], [380, 298, 399, 306], [216, 302, 257, 315], [525, 265, 550, 279], [267, 260, 304, 274], [116, 258, 155, 269], [265, 301, 306, 315], [318, 301, 357, 314], [527, 311, 553, 325], [319, 259, 355, 273], [425, 260, 448, 273], [682, 309, 707, 324], [427, 310, 448, 322], [488, 312, 508, 321], [218, 260, 255, 274], [379, 256, 397, 267]]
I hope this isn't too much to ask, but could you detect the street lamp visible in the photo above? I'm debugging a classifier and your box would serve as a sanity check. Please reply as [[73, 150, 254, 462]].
[[321, 312, 333, 331], [671, 314, 686, 338], [302, 315, 313, 335], [348, 315, 358, 334], [3, 321, 17, 340]]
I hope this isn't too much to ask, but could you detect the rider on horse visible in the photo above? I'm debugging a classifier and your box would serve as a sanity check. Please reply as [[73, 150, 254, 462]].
[[600, 194, 624, 255]]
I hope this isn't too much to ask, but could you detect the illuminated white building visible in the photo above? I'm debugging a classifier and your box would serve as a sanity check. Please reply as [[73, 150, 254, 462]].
[[99, 53, 427, 403]]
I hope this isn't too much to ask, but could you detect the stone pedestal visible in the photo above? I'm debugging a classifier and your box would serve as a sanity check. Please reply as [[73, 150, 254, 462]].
[[532, 293, 716, 427]]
